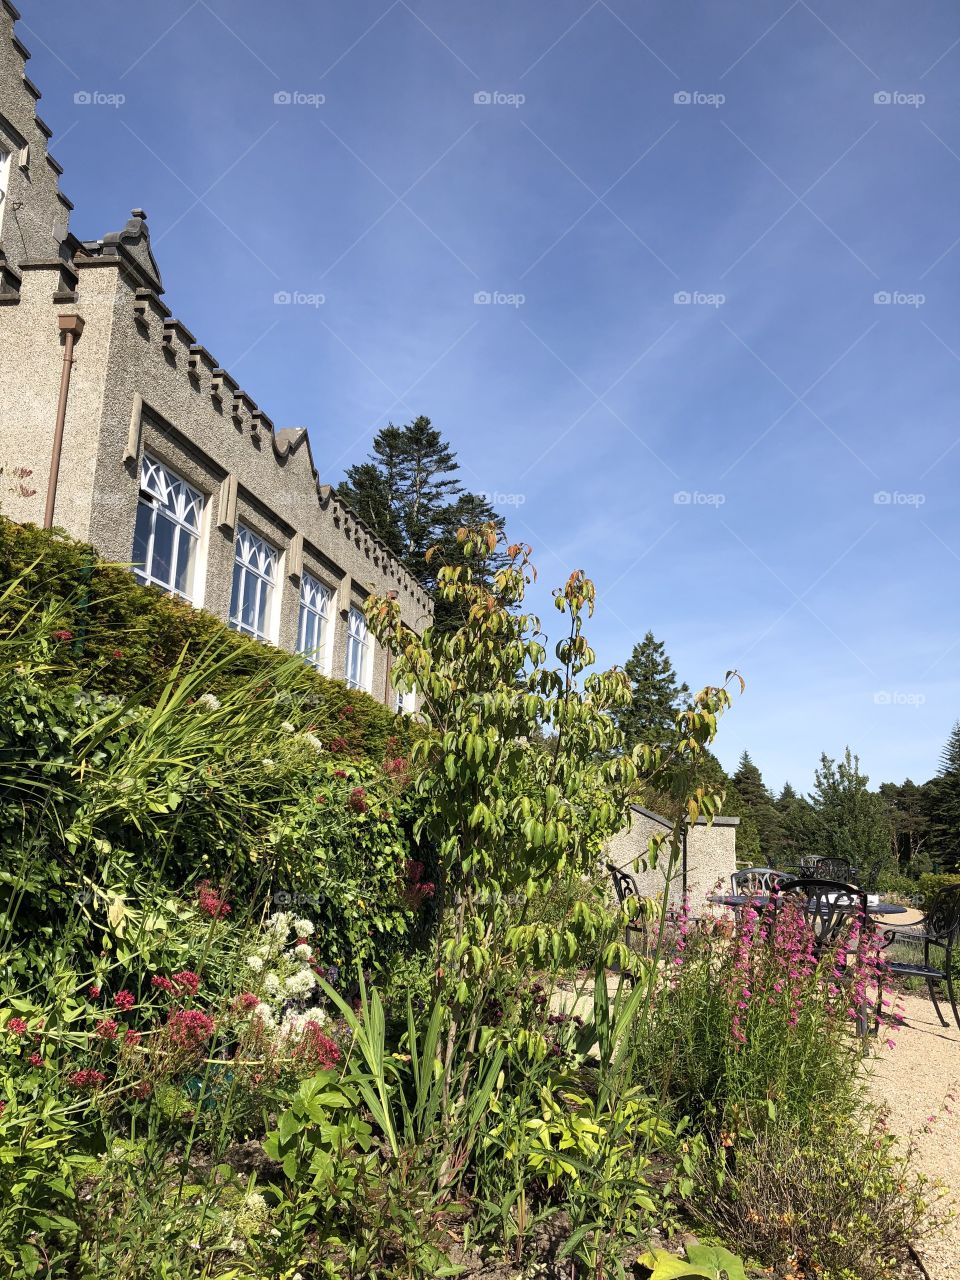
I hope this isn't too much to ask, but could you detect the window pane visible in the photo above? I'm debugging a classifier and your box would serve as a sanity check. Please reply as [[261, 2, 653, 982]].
[[255, 579, 271, 636], [174, 525, 195, 596], [151, 512, 176, 589], [241, 570, 258, 631], [132, 501, 153, 580]]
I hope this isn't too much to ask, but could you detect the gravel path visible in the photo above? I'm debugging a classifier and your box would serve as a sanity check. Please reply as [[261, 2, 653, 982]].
[[870, 990, 960, 1280]]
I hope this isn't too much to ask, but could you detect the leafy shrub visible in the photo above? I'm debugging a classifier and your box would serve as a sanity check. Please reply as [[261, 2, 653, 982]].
[[698, 1113, 947, 1280], [874, 870, 920, 902], [0, 515, 401, 760], [917, 871, 960, 907]]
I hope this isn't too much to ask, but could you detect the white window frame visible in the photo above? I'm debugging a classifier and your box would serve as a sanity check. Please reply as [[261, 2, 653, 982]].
[[132, 454, 204, 601], [345, 606, 372, 692], [296, 571, 332, 671], [0, 147, 10, 236], [230, 524, 280, 642]]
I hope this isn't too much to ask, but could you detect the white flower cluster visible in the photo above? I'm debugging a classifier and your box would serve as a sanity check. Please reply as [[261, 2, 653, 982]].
[[242, 911, 321, 1031], [196, 692, 221, 712], [300, 732, 323, 755]]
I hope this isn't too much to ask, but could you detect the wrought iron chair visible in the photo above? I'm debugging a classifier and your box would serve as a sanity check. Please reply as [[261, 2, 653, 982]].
[[606, 862, 647, 953], [775, 877, 873, 1034], [730, 867, 786, 897], [810, 857, 861, 886], [878, 886, 960, 1030], [774, 877, 870, 958]]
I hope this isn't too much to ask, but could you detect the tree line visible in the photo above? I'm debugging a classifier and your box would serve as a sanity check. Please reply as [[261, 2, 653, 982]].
[[615, 631, 960, 879]]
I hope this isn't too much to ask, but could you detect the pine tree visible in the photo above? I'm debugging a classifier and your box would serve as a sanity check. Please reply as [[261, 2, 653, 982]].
[[732, 752, 784, 864], [614, 631, 690, 748], [775, 781, 818, 868], [337, 416, 506, 630], [922, 722, 960, 871]]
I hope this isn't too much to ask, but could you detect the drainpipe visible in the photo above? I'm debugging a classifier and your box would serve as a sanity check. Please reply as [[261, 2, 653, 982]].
[[43, 313, 84, 530]]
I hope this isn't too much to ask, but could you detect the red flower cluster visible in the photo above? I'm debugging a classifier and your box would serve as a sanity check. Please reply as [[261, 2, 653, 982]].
[[237, 992, 260, 1011], [111, 648, 123, 659], [89, 987, 101, 999], [6, 1017, 27, 1037], [402, 860, 436, 910], [69, 1069, 107, 1089], [329, 737, 349, 753], [333, 769, 348, 779], [152, 971, 201, 996], [349, 787, 368, 813], [171, 970, 201, 995], [385, 756, 408, 776], [166, 1008, 215, 1050], [197, 881, 231, 919], [293, 1020, 342, 1073], [52, 629, 73, 642], [29, 1053, 43, 1068], [124, 1029, 142, 1047], [94, 1019, 119, 1041], [114, 990, 135, 1011]]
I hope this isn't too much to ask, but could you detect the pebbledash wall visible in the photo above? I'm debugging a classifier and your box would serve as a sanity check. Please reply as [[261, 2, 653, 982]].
[[0, 0, 432, 707], [605, 805, 739, 913]]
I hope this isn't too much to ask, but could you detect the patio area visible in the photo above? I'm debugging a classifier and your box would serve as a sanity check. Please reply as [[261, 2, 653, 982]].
[[872, 991, 960, 1280]]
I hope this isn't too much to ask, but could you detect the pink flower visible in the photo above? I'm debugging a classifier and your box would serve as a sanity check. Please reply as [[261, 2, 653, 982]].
[[171, 970, 200, 996], [151, 975, 174, 994], [89, 987, 101, 1000], [113, 990, 135, 1011], [6, 1017, 27, 1037], [166, 1009, 215, 1051], [52, 629, 73, 642], [68, 1068, 106, 1089], [197, 881, 231, 919], [94, 1019, 118, 1040], [348, 787, 368, 813], [124, 1029, 143, 1047], [292, 1020, 341, 1073], [29, 1052, 43, 1068]]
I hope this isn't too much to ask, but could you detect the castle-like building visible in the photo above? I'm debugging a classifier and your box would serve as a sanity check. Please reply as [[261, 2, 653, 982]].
[[0, 0, 430, 707]]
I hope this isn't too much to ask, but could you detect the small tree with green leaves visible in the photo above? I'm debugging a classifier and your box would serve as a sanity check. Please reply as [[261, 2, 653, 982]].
[[364, 527, 738, 982]]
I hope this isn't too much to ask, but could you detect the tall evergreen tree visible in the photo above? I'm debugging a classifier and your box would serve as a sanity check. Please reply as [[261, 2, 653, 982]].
[[732, 752, 784, 864], [921, 721, 960, 871], [809, 748, 893, 885], [337, 416, 506, 630], [878, 779, 931, 877], [614, 631, 690, 748], [775, 781, 818, 868]]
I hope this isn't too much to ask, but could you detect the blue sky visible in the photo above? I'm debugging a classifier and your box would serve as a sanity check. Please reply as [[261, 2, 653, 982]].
[[18, 0, 960, 793]]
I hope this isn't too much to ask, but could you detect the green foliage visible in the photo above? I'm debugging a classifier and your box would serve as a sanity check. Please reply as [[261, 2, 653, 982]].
[[0, 515, 400, 760], [732, 752, 784, 865], [917, 871, 960, 907], [922, 720, 960, 871], [810, 748, 894, 886], [639, 1243, 747, 1280], [336, 415, 507, 632], [614, 630, 691, 749]]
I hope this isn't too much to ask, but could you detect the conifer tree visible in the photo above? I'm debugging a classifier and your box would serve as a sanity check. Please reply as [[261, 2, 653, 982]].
[[614, 631, 690, 748], [922, 721, 960, 871], [732, 751, 784, 864]]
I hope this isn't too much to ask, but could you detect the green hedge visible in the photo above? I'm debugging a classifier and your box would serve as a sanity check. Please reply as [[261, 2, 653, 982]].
[[0, 516, 402, 761], [917, 872, 960, 908]]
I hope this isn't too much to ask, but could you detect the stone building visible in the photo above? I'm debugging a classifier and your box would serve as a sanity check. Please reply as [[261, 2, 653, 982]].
[[605, 805, 739, 913], [0, 0, 431, 706]]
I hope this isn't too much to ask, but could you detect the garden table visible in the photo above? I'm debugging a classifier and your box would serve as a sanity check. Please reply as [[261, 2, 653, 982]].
[[706, 892, 908, 916]]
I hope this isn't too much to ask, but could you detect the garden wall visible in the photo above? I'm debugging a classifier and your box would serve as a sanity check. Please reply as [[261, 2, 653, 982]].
[[604, 805, 738, 913]]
